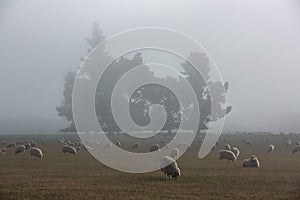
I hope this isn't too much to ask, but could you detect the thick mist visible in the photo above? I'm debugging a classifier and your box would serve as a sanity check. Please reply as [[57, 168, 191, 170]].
[[0, 0, 300, 133]]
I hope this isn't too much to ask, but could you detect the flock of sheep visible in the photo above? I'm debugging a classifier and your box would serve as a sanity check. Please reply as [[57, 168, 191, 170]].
[[0, 140, 82, 158], [1, 141, 43, 159], [161, 137, 300, 180], [1, 135, 300, 180], [218, 145, 260, 167], [217, 140, 300, 169]]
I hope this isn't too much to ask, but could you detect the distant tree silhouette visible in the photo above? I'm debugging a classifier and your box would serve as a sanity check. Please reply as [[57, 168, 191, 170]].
[[56, 22, 106, 132], [57, 23, 231, 134]]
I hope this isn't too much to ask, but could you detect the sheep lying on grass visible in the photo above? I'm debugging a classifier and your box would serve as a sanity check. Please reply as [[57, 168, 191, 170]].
[[218, 150, 237, 162], [62, 145, 77, 155], [30, 147, 43, 159], [160, 156, 180, 180], [243, 155, 260, 168]]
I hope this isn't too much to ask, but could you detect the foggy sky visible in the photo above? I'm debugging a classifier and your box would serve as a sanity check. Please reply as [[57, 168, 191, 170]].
[[1, 0, 300, 132]]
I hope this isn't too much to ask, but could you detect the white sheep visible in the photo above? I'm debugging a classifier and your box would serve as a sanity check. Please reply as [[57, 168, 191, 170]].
[[218, 150, 237, 162], [267, 144, 275, 153], [292, 145, 300, 154], [243, 155, 260, 168], [15, 145, 26, 155], [150, 144, 160, 152], [224, 144, 231, 150], [297, 141, 300, 146], [30, 147, 43, 159], [131, 143, 140, 149], [62, 145, 77, 155], [160, 156, 180, 180], [170, 148, 179, 159], [232, 147, 240, 157]]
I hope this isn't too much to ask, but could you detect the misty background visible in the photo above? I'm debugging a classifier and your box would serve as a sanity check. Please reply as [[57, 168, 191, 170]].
[[0, 0, 300, 134]]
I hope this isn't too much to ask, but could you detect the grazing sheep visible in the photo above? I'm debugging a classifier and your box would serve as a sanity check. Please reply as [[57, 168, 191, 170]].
[[15, 145, 26, 155], [225, 144, 231, 150], [232, 147, 240, 157], [7, 142, 16, 148], [218, 150, 237, 162], [160, 156, 180, 180], [131, 143, 140, 149], [62, 145, 77, 155], [30, 147, 43, 159], [267, 144, 275, 153], [170, 148, 179, 159], [150, 144, 160, 152], [243, 155, 260, 168], [297, 141, 300, 146], [292, 145, 300, 154]]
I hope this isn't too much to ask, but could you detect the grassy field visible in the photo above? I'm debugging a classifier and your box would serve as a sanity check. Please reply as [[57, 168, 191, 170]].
[[0, 133, 299, 200]]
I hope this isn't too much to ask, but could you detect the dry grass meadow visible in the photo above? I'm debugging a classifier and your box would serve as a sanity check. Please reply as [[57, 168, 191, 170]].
[[0, 133, 300, 200]]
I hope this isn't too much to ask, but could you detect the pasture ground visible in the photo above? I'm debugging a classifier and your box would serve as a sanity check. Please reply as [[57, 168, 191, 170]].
[[0, 133, 299, 200]]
